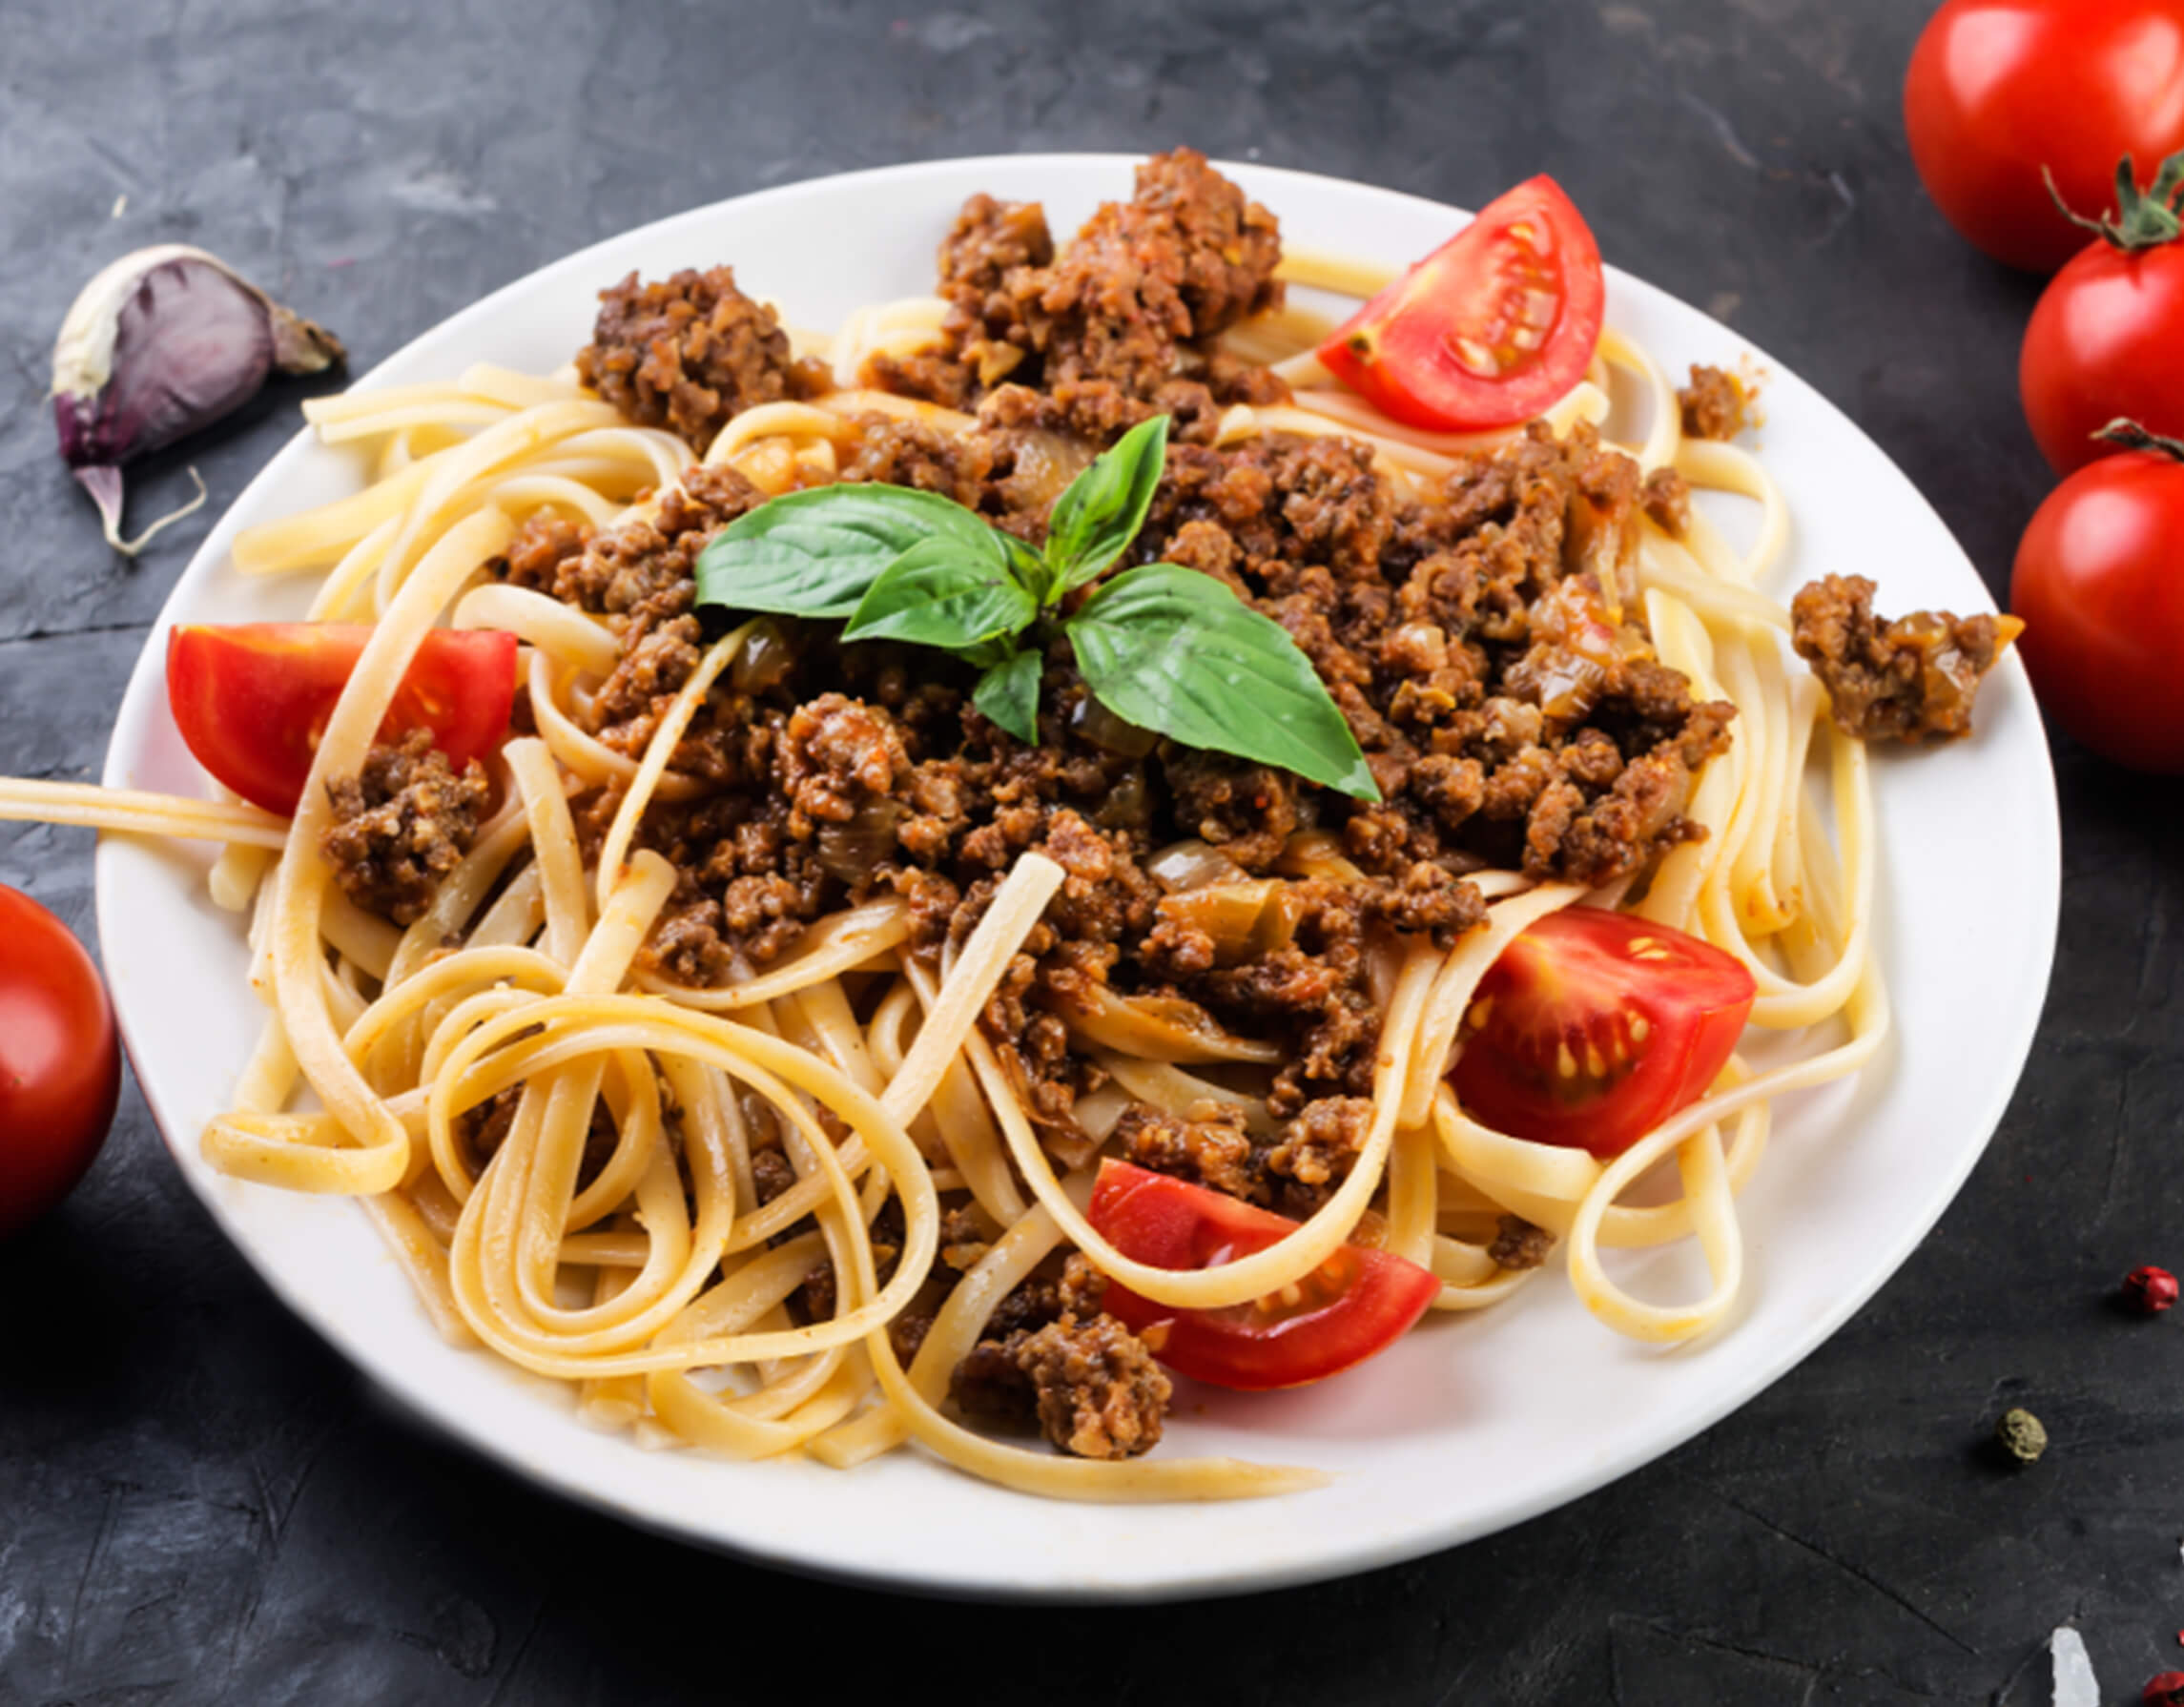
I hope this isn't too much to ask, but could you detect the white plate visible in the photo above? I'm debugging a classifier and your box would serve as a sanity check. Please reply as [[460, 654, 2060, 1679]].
[[94, 155, 2061, 1599]]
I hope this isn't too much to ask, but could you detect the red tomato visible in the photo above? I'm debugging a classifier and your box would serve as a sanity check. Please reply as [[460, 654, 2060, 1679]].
[[1904, 0, 2184, 273], [1087, 1162, 1441, 1391], [166, 624, 518, 815], [1317, 175, 1605, 433], [2010, 439, 2184, 771], [1451, 908, 1756, 1158], [2021, 217, 2184, 475], [0, 886, 121, 1239]]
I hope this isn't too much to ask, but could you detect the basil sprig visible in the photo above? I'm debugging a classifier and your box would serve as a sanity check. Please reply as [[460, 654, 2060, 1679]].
[[688, 483, 998, 619], [693, 415, 1379, 800]]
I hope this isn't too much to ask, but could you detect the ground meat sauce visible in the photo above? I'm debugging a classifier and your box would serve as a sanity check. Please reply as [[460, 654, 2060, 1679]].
[[951, 1308, 1171, 1460], [868, 149, 1291, 440], [943, 1253, 1167, 1458], [493, 512, 588, 593], [554, 154, 1742, 1456], [1487, 1214, 1554, 1271], [1640, 466, 1692, 536], [575, 266, 829, 451], [457, 1085, 620, 1188], [320, 730, 491, 926], [1789, 573, 2016, 744], [1114, 1096, 1375, 1218], [1677, 363, 1753, 442], [1135, 425, 1733, 897]]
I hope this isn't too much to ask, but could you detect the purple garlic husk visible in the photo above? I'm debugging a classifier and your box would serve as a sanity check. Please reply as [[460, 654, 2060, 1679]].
[[51, 245, 345, 555]]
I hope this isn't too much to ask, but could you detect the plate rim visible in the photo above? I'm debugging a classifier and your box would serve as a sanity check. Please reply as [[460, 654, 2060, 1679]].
[[93, 151, 2063, 1600]]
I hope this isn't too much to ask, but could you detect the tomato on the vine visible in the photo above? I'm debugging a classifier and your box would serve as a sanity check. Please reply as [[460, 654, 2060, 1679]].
[[2021, 153, 2184, 474], [1088, 1162, 1441, 1391], [1905, 0, 2184, 273], [2010, 424, 2184, 772], [166, 624, 518, 816], [1451, 908, 1756, 1158], [0, 886, 121, 1239], [1317, 175, 1605, 432]]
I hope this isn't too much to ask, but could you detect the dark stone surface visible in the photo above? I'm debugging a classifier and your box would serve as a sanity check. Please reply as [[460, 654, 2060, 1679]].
[[2, 1, 2177, 1701]]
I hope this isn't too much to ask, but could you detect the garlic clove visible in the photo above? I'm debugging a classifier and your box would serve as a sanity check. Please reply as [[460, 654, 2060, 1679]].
[[50, 245, 344, 555]]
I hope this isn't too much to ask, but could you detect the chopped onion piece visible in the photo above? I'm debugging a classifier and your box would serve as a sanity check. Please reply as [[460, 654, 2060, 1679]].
[[1145, 838, 1248, 894]]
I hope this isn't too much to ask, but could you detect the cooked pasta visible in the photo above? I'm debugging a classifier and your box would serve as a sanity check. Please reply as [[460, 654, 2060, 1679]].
[[0, 151, 1965, 1504]]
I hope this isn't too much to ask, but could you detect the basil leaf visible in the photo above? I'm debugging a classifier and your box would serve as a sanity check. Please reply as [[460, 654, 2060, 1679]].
[[1043, 414, 1170, 599], [695, 483, 999, 620], [843, 535, 1039, 649], [972, 648, 1042, 744], [999, 529, 1055, 607], [1066, 564, 1380, 801]]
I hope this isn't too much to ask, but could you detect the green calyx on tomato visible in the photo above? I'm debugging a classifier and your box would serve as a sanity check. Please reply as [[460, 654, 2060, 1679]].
[[166, 623, 519, 816], [1087, 1162, 1441, 1391], [0, 886, 120, 1240], [2050, 149, 2184, 253], [1450, 907, 1756, 1158], [1317, 175, 1605, 433]]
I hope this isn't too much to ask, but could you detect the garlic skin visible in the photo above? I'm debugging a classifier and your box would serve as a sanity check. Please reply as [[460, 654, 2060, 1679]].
[[51, 245, 345, 554]]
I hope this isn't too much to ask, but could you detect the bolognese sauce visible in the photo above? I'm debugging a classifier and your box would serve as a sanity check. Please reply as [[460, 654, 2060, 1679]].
[[415, 150, 1748, 1453]]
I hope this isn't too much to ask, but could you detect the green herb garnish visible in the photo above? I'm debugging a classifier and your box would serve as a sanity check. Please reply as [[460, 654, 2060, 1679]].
[[693, 415, 1379, 800]]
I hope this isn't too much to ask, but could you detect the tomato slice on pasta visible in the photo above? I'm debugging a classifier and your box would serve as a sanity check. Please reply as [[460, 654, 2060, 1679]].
[[1087, 1162, 1441, 1390], [1316, 175, 1605, 432], [166, 623, 518, 816], [1450, 907, 1755, 1157]]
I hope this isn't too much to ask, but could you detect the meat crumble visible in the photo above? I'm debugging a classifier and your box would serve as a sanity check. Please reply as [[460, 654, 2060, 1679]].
[[1017, 1314, 1171, 1459], [1790, 573, 2021, 744], [1114, 1097, 1379, 1218], [320, 730, 490, 926], [869, 147, 1292, 442], [1677, 363, 1754, 442], [575, 266, 829, 451], [458, 1085, 621, 1188], [951, 1308, 1171, 1460], [1488, 1214, 1554, 1271]]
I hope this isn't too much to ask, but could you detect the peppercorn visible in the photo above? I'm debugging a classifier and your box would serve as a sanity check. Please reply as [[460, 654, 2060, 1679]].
[[2143, 1673, 2184, 1706], [1995, 1407, 2048, 1464], [2125, 1265, 2179, 1314]]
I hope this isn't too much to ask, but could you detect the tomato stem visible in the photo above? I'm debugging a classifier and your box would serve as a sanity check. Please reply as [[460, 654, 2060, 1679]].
[[2046, 151, 2184, 253], [2095, 418, 2184, 463]]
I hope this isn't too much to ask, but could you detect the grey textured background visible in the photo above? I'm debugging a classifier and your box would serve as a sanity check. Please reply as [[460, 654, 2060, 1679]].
[[5, 2, 2180, 1702]]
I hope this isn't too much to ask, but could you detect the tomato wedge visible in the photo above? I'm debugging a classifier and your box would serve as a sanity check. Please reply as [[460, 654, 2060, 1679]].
[[1087, 1161, 1441, 1391], [166, 624, 518, 816], [1317, 175, 1606, 433], [1451, 907, 1755, 1158]]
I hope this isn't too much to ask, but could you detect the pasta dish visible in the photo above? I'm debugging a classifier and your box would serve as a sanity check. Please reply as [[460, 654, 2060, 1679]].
[[2, 152, 2021, 1501]]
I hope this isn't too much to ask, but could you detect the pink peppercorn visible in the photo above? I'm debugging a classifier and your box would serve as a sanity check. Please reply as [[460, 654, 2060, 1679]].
[[2124, 1265, 2179, 1314], [2146, 1672, 2184, 1705]]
